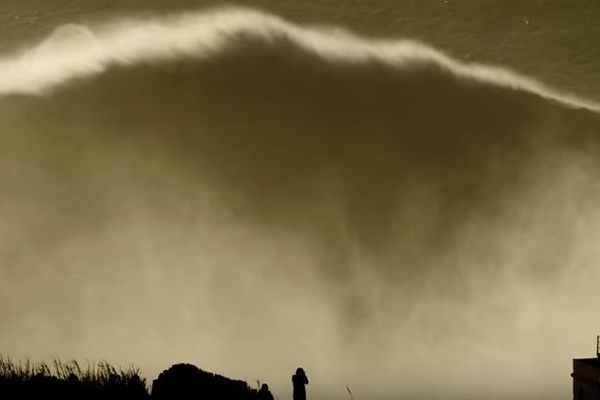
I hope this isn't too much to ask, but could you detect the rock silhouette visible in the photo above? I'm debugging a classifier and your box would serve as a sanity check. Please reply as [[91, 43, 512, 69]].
[[151, 363, 260, 400]]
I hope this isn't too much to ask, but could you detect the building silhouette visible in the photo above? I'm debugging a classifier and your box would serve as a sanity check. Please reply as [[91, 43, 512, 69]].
[[572, 336, 600, 400]]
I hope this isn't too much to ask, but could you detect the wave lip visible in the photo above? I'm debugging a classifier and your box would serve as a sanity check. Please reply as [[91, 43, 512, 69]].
[[0, 6, 599, 113]]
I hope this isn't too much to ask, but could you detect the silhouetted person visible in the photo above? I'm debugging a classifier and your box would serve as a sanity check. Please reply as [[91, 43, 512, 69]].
[[292, 367, 308, 400], [258, 383, 274, 400]]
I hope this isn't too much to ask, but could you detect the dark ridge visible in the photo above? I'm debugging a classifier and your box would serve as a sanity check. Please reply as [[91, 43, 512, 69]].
[[0, 356, 268, 400], [151, 363, 260, 400]]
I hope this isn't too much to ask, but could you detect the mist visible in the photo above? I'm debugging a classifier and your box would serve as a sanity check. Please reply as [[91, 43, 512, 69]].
[[1, 7, 600, 400]]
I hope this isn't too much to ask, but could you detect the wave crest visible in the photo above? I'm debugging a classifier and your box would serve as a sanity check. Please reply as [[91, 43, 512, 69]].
[[0, 6, 598, 112]]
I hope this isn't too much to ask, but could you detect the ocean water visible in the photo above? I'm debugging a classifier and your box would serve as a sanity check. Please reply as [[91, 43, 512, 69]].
[[0, 2, 599, 400], [2, 0, 600, 99]]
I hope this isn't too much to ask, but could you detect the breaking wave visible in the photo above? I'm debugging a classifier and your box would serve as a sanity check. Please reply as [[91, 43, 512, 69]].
[[1, 6, 600, 400], [1, 6, 600, 113]]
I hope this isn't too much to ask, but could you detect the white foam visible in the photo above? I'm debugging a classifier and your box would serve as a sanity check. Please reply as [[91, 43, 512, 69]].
[[0, 6, 598, 113]]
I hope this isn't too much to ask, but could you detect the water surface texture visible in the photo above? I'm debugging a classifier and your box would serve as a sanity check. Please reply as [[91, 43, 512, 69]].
[[1, 2, 599, 400]]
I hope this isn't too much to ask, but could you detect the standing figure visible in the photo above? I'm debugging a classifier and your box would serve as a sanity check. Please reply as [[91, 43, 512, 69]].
[[292, 367, 309, 400]]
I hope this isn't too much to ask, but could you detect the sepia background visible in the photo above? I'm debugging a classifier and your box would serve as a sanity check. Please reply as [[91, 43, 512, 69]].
[[1, 1, 599, 399]]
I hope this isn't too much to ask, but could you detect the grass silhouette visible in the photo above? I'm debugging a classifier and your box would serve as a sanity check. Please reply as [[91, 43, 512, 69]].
[[0, 355, 148, 399], [0, 356, 274, 400]]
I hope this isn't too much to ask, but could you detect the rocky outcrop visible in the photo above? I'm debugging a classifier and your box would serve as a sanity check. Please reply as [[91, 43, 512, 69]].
[[151, 363, 259, 400]]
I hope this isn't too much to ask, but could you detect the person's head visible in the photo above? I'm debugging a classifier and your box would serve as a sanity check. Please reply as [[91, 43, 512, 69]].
[[296, 367, 305, 376], [261, 383, 269, 391]]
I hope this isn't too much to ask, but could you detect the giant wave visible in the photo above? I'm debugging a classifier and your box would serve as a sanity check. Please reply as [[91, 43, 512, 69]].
[[1, 7, 600, 400]]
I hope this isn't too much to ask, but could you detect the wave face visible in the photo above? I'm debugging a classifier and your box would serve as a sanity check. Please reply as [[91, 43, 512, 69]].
[[1, 7, 600, 400]]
